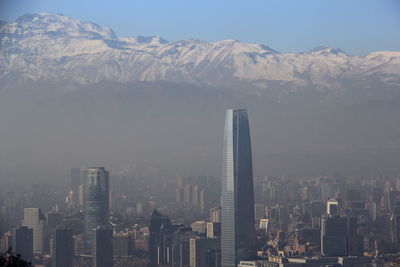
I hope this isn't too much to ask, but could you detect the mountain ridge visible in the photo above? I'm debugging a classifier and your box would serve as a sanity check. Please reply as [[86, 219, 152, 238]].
[[1, 13, 399, 100]]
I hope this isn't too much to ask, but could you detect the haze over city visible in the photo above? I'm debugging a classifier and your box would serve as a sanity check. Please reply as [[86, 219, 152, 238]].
[[0, 1, 400, 267]]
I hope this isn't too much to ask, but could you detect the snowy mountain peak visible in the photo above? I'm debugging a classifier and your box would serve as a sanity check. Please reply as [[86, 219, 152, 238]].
[[121, 35, 169, 46], [0, 12, 399, 98], [3, 13, 117, 40], [137, 36, 168, 44], [309, 46, 348, 56], [212, 39, 279, 55]]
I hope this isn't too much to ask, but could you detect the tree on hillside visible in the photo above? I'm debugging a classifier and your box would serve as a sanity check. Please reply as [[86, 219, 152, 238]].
[[0, 249, 31, 267]]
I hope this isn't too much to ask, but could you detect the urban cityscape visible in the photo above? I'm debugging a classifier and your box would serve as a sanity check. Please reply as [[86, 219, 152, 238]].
[[1, 108, 400, 266], [1, 1, 400, 267]]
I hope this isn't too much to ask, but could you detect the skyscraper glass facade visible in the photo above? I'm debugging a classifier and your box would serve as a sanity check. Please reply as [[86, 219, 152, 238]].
[[84, 167, 109, 252], [221, 109, 256, 267]]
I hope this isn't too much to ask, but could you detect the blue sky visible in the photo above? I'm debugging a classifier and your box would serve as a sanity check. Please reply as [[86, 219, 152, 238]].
[[1, 0, 399, 55]]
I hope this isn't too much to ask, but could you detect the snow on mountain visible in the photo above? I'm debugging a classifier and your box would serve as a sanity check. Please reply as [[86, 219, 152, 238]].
[[1, 13, 399, 97]]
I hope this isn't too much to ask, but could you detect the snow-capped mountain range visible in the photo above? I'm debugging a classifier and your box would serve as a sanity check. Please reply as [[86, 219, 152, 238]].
[[1, 13, 400, 97]]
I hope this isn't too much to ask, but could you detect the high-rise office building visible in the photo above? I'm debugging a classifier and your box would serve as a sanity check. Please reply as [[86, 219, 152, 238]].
[[92, 227, 113, 267], [149, 210, 172, 267], [171, 227, 196, 267], [190, 237, 220, 267], [321, 215, 364, 257], [221, 109, 256, 267], [12, 226, 33, 263], [52, 227, 73, 267], [321, 216, 348, 256], [83, 167, 110, 252], [321, 215, 363, 257], [22, 208, 45, 253]]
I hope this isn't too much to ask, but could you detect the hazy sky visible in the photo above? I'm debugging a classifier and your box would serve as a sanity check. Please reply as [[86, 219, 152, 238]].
[[1, 0, 400, 55]]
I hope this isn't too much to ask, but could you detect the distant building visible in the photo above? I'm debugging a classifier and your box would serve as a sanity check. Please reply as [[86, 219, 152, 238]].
[[176, 176, 219, 211], [171, 227, 196, 267], [113, 232, 132, 257], [254, 204, 266, 219], [391, 210, 400, 251], [84, 167, 110, 252], [321, 216, 348, 256], [22, 208, 45, 253], [52, 227, 73, 267], [78, 184, 85, 207], [189, 237, 220, 267], [320, 216, 363, 257], [238, 260, 267, 267], [206, 222, 221, 238], [221, 109, 256, 267], [149, 210, 172, 267], [0, 231, 12, 253], [210, 207, 221, 223], [259, 219, 269, 237], [326, 199, 339, 216], [191, 221, 206, 234], [92, 227, 113, 267], [385, 190, 400, 211], [321, 180, 343, 202], [12, 226, 33, 263]]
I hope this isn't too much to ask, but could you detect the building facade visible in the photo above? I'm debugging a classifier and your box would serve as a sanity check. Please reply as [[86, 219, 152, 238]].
[[52, 227, 73, 267], [12, 226, 33, 263], [22, 208, 45, 254], [92, 227, 113, 267], [221, 109, 256, 267], [83, 167, 110, 252]]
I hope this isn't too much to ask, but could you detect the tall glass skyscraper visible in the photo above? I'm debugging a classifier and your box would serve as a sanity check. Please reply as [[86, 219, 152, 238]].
[[83, 167, 110, 253], [221, 109, 256, 267]]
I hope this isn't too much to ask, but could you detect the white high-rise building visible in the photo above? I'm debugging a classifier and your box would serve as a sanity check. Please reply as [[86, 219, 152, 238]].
[[22, 208, 45, 253]]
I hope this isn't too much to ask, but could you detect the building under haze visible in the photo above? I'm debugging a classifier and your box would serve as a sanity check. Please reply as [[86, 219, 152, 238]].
[[22, 208, 45, 254], [52, 227, 73, 267], [12, 226, 33, 263], [221, 109, 256, 267], [149, 210, 171, 267], [92, 227, 113, 267], [83, 167, 110, 252], [321, 216, 348, 257]]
